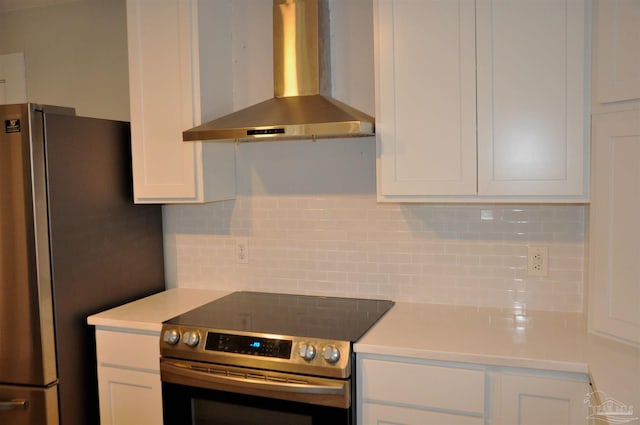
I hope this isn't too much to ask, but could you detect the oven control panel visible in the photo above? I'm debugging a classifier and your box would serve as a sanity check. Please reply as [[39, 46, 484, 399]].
[[160, 325, 352, 378]]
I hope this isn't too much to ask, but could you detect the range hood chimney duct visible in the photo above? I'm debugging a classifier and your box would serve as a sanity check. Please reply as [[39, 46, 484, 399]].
[[183, 0, 374, 142]]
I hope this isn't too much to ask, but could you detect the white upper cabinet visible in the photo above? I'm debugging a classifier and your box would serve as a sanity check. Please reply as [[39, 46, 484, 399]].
[[376, 0, 589, 202], [127, 0, 236, 203], [594, 0, 640, 104]]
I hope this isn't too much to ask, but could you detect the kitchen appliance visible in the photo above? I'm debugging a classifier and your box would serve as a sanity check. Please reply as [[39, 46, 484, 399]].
[[182, 0, 374, 142], [0, 103, 165, 425], [160, 291, 393, 424]]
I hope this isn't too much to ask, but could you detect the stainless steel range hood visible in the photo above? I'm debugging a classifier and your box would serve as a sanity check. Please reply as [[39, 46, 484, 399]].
[[183, 0, 374, 142]]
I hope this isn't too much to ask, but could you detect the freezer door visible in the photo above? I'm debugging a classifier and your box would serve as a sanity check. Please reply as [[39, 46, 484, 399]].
[[0, 104, 57, 386], [0, 383, 59, 425]]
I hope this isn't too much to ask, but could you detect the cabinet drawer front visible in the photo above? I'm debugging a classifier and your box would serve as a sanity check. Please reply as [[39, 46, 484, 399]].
[[360, 359, 485, 413], [96, 330, 160, 371]]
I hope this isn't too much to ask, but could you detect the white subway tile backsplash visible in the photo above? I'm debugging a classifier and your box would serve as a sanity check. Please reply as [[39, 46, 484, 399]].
[[164, 195, 586, 312]]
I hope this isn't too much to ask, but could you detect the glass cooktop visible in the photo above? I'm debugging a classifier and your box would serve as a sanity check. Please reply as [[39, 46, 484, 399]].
[[165, 291, 394, 342]]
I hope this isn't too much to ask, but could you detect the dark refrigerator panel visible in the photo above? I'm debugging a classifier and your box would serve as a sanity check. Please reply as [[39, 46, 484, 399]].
[[44, 112, 165, 425]]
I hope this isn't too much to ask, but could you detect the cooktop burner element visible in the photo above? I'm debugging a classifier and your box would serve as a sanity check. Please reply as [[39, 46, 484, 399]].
[[160, 291, 394, 379]]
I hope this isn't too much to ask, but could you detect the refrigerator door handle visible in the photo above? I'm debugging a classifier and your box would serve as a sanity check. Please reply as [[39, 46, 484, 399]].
[[0, 399, 29, 411]]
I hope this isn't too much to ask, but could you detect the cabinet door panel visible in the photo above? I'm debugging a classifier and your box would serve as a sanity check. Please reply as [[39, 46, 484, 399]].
[[596, 0, 640, 103], [494, 373, 589, 425], [97, 366, 163, 425], [376, 0, 477, 196], [590, 110, 640, 346], [477, 0, 587, 197]]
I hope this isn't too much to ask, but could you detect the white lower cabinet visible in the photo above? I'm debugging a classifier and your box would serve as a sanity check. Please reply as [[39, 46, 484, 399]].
[[358, 356, 590, 425], [95, 329, 163, 425]]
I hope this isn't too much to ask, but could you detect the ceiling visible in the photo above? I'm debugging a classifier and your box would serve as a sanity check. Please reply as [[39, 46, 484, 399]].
[[0, 0, 84, 13]]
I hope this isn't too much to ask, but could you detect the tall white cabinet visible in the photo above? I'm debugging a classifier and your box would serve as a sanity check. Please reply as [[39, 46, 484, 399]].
[[589, 110, 640, 347], [589, 0, 640, 347], [375, 0, 589, 202], [126, 0, 236, 203]]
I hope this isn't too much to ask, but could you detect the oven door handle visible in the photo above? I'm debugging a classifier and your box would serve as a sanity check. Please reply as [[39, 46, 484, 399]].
[[162, 360, 346, 396]]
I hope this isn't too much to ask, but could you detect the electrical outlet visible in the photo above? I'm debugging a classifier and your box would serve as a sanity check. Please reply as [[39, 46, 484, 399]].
[[527, 246, 548, 276], [236, 238, 249, 264]]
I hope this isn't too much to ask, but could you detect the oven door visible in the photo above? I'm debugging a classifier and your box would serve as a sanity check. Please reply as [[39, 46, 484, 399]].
[[161, 358, 352, 425]]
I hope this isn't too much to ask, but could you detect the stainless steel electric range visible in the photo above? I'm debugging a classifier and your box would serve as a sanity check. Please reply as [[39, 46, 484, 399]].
[[159, 291, 394, 425]]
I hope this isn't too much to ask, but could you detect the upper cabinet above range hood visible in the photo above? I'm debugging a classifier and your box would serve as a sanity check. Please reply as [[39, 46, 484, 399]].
[[182, 0, 374, 143]]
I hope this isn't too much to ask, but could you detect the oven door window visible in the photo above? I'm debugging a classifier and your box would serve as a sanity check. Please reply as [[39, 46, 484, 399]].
[[163, 383, 351, 425]]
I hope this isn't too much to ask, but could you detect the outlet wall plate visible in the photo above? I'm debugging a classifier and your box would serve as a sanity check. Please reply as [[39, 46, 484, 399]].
[[527, 246, 548, 276], [236, 238, 249, 264]]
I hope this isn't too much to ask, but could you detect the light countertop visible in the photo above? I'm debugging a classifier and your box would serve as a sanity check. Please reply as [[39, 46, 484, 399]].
[[87, 290, 639, 408], [355, 302, 592, 373], [87, 288, 229, 333], [355, 301, 640, 410]]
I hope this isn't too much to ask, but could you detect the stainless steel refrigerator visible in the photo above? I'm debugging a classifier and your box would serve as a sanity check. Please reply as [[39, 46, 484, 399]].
[[0, 103, 165, 425]]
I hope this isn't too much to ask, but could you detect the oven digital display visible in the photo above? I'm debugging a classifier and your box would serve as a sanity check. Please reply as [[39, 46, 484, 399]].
[[205, 332, 292, 359]]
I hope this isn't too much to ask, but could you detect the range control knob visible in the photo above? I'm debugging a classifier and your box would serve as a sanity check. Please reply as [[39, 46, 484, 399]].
[[182, 331, 200, 348], [162, 329, 180, 345], [298, 343, 317, 361], [322, 345, 341, 364]]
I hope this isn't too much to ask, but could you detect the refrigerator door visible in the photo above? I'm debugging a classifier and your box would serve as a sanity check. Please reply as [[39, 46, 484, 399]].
[[0, 383, 59, 425], [0, 104, 57, 386]]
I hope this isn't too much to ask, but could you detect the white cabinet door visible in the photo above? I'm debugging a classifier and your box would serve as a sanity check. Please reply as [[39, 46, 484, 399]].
[[362, 404, 483, 425], [476, 0, 587, 198], [595, 0, 640, 103], [97, 366, 163, 425], [376, 0, 477, 198], [126, 0, 236, 203], [492, 372, 590, 425], [589, 110, 640, 347]]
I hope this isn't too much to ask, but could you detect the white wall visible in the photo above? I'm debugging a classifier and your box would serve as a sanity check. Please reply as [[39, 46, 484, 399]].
[[0, 0, 129, 121]]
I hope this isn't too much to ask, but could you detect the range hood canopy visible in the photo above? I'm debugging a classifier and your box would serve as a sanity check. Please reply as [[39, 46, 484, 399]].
[[183, 0, 374, 142]]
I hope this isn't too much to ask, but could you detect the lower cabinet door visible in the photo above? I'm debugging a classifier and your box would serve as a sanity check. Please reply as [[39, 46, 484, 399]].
[[362, 403, 484, 425], [493, 373, 589, 425], [97, 366, 163, 425]]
